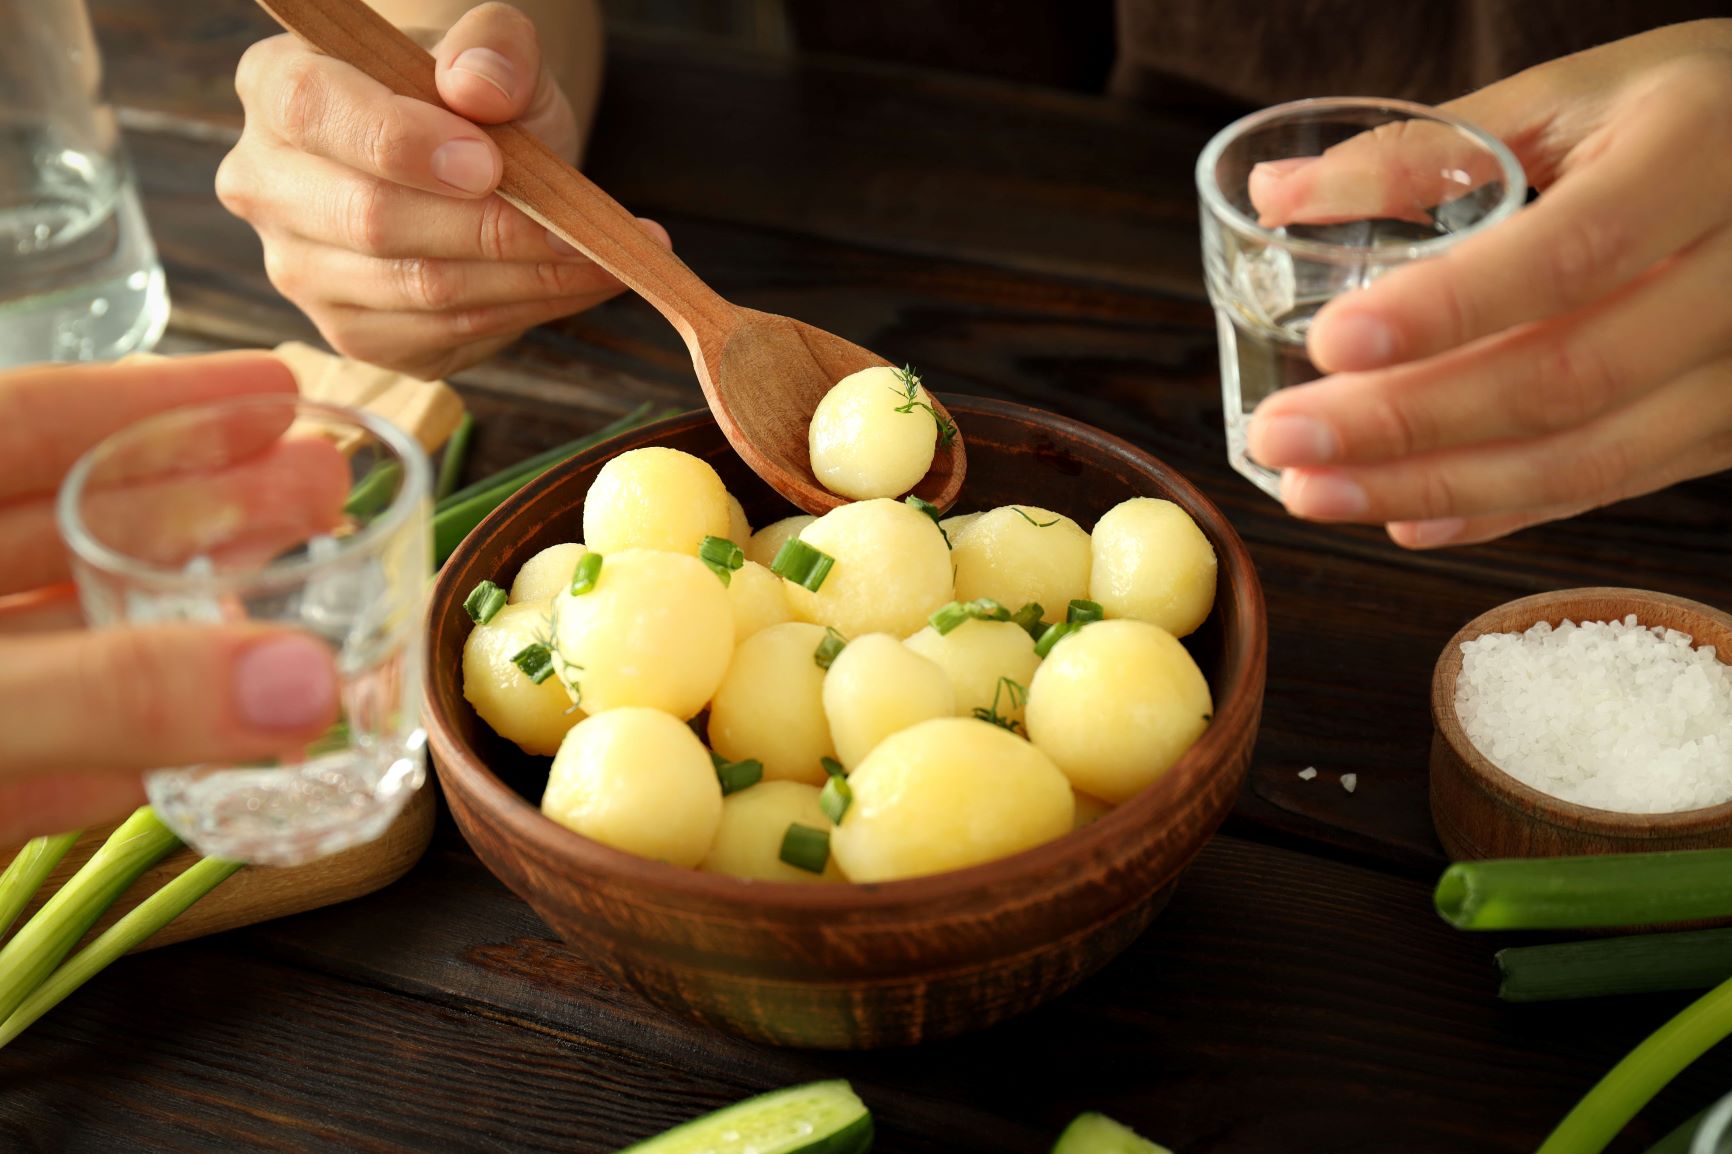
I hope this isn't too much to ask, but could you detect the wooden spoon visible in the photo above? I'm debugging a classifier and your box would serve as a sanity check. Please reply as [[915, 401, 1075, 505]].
[[254, 0, 966, 516]]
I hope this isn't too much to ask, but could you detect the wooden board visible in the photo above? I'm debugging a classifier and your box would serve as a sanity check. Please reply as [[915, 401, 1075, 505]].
[[0, 785, 435, 952]]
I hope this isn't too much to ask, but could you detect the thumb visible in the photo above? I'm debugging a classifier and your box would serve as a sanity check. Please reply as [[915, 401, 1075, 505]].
[[0, 626, 339, 779], [434, 4, 557, 124]]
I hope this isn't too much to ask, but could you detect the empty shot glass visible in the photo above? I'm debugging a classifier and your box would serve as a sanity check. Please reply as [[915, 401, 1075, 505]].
[[1196, 98, 1525, 497], [57, 395, 431, 866]]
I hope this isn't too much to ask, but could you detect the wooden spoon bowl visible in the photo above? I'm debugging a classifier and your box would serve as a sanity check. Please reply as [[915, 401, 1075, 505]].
[[1430, 587, 1732, 861], [424, 399, 1266, 1048]]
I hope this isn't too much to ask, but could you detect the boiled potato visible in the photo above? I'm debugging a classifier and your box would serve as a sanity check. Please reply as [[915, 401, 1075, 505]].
[[1072, 790, 1113, 829], [951, 505, 1090, 620], [939, 511, 981, 544], [1089, 497, 1216, 638], [700, 781, 844, 883], [541, 707, 721, 867], [808, 365, 939, 500], [509, 542, 587, 604], [746, 514, 814, 569], [781, 498, 953, 638], [725, 493, 752, 547], [581, 447, 732, 555], [830, 718, 1074, 882], [904, 618, 1040, 726], [462, 600, 584, 756], [708, 622, 837, 785], [551, 548, 733, 718], [821, 633, 956, 768], [1026, 619, 1213, 803], [727, 560, 794, 643]]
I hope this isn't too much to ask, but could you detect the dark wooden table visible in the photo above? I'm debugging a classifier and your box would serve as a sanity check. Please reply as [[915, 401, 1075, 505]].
[[5, 4, 1732, 1151]]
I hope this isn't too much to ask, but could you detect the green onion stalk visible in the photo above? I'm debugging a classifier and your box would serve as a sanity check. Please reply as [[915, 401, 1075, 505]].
[[1498, 928, 1732, 1003], [0, 831, 80, 940], [1434, 849, 1732, 931]]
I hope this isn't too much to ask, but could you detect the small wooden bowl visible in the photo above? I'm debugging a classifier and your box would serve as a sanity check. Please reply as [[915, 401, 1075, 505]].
[[425, 399, 1267, 1048], [1431, 587, 1732, 861]]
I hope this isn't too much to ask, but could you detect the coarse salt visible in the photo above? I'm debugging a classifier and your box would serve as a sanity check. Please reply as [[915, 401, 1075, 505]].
[[1341, 773, 1357, 793], [1455, 615, 1732, 814], [1298, 767, 1318, 781]]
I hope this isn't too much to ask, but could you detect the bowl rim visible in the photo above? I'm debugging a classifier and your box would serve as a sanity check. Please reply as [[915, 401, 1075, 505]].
[[426, 395, 1268, 912], [1431, 585, 1732, 834]]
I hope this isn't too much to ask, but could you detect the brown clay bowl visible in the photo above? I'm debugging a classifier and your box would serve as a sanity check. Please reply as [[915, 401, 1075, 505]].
[[1431, 587, 1732, 861], [424, 398, 1267, 1048]]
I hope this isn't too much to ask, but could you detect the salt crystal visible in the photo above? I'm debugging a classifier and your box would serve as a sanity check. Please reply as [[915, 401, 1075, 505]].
[[1456, 616, 1732, 814], [1297, 767, 1318, 781], [1341, 773, 1358, 793]]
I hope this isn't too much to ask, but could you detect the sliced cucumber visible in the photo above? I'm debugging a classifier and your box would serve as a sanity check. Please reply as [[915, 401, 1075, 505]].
[[619, 1080, 873, 1154], [1051, 1111, 1172, 1154]]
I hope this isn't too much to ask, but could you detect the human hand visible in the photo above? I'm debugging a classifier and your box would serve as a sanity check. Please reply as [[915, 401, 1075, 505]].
[[1244, 20, 1732, 548], [218, 2, 669, 380], [0, 354, 344, 845]]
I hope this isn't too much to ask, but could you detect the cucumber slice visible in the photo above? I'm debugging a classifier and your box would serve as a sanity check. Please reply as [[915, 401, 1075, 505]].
[[619, 1080, 873, 1154], [1051, 1112, 1172, 1154]]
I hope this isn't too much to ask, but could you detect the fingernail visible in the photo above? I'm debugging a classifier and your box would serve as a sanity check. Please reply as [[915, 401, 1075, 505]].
[[1393, 517, 1466, 549], [1281, 471, 1369, 520], [431, 138, 496, 194], [450, 47, 517, 102], [1250, 414, 1337, 467], [1316, 311, 1396, 369], [546, 229, 580, 255], [233, 635, 336, 731]]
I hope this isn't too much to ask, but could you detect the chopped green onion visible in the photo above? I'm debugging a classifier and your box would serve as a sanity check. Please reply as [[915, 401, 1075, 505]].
[[699, 536, 745, 586], [435, 412, 475, 502], [1011, 506, 1060, 528], [1067, 598, 1105, 624], [510, 642, 556, 685], [1435, 849, 1732, 931], [0, 832, 80, 942], [463, 580, 507, 625], [779, 823, 831, 875], [904, 495, 949, 545], [568, 552, 604, 596], [1497, 927, 1732, 1003], [0, 855, 242, 1050], [710, 752, 764, 796], [820, 774, 853, 825], [929, 598, 1011, 636], [1011, 602, 1046, 639], [770, 539, 835, 592], [1034, 620, 1079, 658], [813, 629, 847, 671], [343, 460, 402, 521], [971, 676, 1027, 736], [0, 807, 181, 1025], [889, 364, 957, 447], [821, 757, 846, 779]]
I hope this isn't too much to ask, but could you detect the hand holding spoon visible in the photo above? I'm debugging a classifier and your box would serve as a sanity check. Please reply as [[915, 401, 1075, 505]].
[[254, 0, 966, 515]]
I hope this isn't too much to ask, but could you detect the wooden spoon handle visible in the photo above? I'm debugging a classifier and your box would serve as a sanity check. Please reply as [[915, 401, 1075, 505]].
[[254, 0, 735, 349]]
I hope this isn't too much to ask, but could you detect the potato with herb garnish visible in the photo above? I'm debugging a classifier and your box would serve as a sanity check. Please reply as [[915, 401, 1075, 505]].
[[582, 446, 732, 556], [1089, 497, 1216, 638], [551, 548, 733, 719], [821, 633, 956, 769], [726, 560, 794, 644], [951, 505, 1090, 621], [1026, 619, 1212, 803], [508, 542, 587, 604], [939, 511, 982, 544], [780, 498, 953, 639], [746, 514, 814, 569], [462, 600, 584, 756], [700, 781, 845, 883], [808, 365, 949, 500], [830, 718, 1074, 882], [709, 622, 838, 785], [542, 708, 722, 867], [904, 617, 1040, 727]]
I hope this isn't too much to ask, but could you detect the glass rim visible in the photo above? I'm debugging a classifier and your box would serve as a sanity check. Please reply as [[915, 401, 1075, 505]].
[[57, 394, 430, 591], [1195, 96, 1527, 264]]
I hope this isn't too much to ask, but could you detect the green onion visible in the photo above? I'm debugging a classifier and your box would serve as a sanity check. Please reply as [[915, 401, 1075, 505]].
[[820, 757, 845, 778], [568, 552, 604, 596], [0, 832, 80, 942], [779, 823, 831, 874], [1435, 849, 1732, 931], [1035, 620, 1079, 658], [434, 412, 475, 502], [0, 855, 242, 1050], [904, 495, 949, 545], [1067, 599, 1105, 624], [820, 773, 852, 825], [510, 643, 556, 685], [463, 580, 507, 625], [343, 460, 402, 521], [971, 676, 1027, 736], [929, 598, 1011, 636], [1011, 602, 1046, 639], [698, 536, 744, 586], [1011, 506, 1060, 528], [0, 807, 181, 1024], [770, 539, 835, 592], [1536, 972, 1732, 1154], [711, 752, 764, 796], [1644, 1104, 1715, 1154], [1496, 927, 1732, 1003], [813, 628, 847, 671]]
